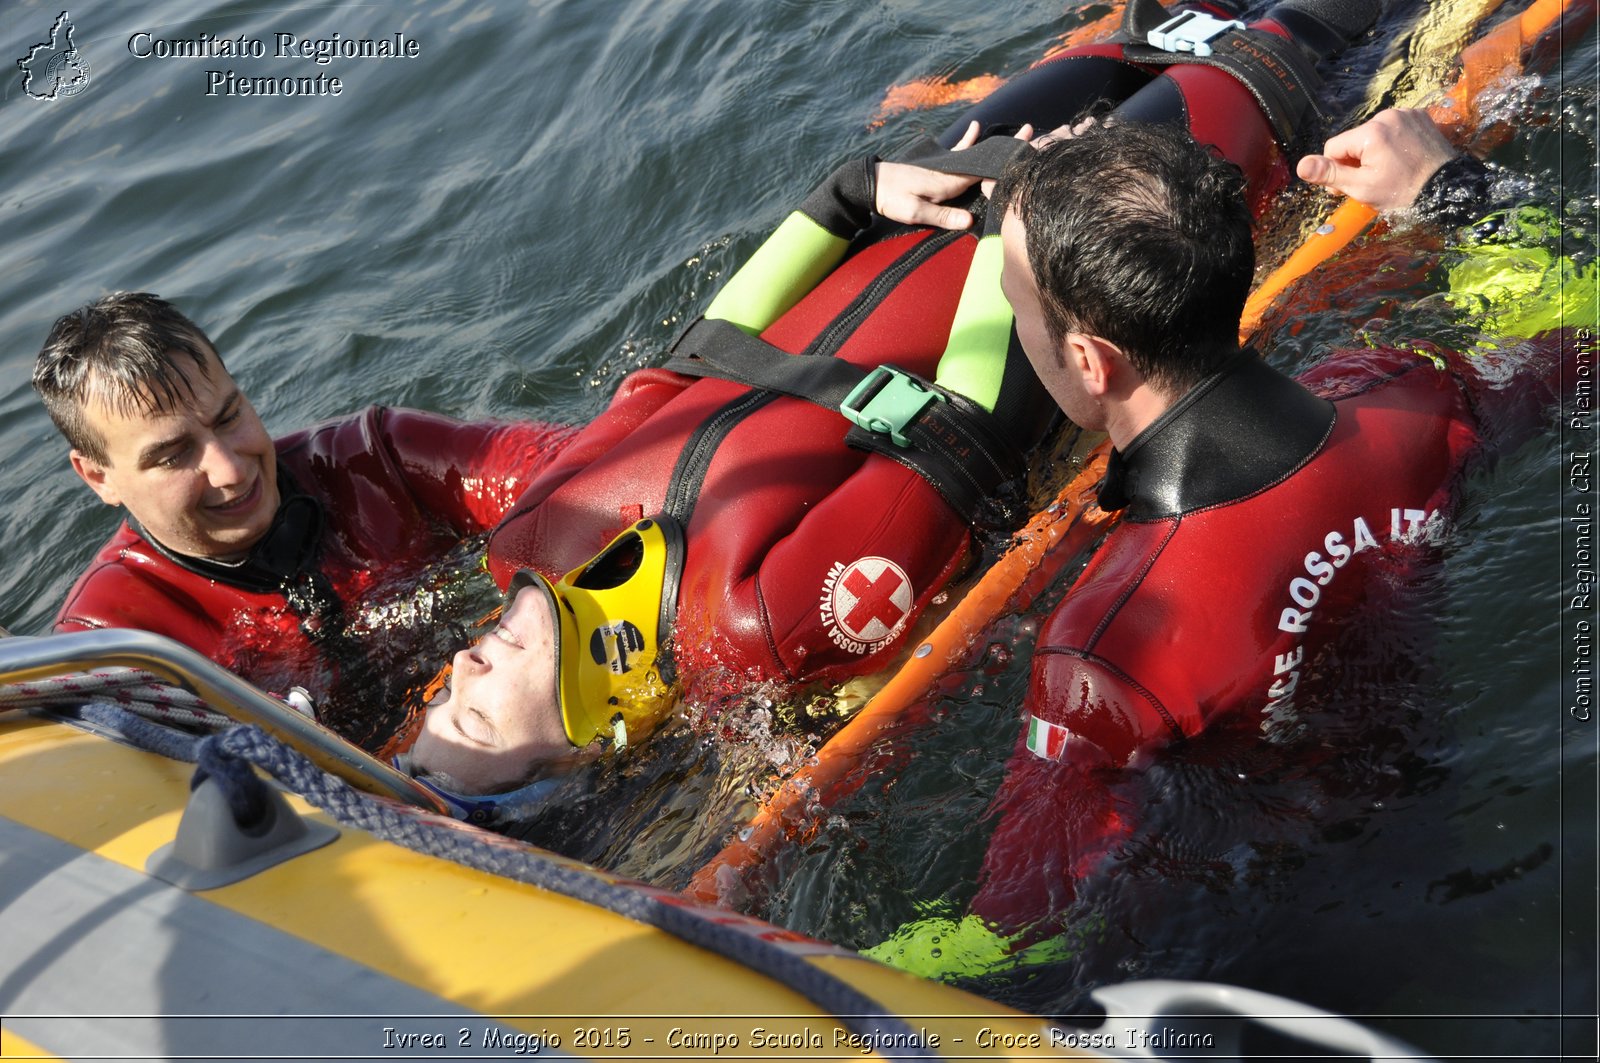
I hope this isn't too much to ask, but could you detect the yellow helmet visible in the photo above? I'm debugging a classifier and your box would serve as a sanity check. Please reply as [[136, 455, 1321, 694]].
[[506, 516, 684, 749]]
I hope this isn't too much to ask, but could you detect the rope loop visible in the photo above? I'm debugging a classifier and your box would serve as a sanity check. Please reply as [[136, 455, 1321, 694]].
[[194, 728, 272, 828]]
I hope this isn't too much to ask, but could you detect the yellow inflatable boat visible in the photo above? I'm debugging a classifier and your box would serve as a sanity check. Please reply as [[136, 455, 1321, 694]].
[[1, 629, 1435, 1061]]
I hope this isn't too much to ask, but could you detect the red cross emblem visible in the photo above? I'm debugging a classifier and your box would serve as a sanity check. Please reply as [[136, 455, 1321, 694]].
[[830, 557, 913, 643]]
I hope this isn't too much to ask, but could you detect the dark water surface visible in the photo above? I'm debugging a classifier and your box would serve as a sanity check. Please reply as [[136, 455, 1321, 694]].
[[2, 0, 1595, 1057]]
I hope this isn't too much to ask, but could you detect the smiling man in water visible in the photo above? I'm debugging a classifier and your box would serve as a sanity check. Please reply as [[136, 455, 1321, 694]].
[[49, 318, 280, 558], [32, 293, 574, 744]]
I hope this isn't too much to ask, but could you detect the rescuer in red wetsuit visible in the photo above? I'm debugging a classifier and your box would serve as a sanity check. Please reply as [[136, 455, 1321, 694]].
[[859, 104, 1589, 973], [33, 294, 573, 745], [405, 0, 1383, 803], [483, 0, 1381, 691], [946, 112, 1583, 939]]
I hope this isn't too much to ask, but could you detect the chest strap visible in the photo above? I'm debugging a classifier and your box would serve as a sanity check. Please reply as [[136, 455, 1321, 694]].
[[1117, 0, 1325, 148], [897, 133, 1033, 182], [664, 316, 1027, 529]]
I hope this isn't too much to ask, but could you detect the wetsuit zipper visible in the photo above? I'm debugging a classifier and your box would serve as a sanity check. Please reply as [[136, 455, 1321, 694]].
[[662, 228, 962, 526], [662, 388, 773, 523], [802, 230, 959, 357]]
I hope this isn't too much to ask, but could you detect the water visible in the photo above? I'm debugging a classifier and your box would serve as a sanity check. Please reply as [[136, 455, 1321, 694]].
[[1, 0, 1594, 1057]]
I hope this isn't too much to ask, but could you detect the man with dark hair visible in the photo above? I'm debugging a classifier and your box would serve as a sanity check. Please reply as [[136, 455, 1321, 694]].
[[37, 296, 213, 462], [396, 0, 1393, 811], [35, 295, 284, 561], [33, 292, 574, 743], [952, 110, 1587, 939], [1000, 123, 1256, 401]]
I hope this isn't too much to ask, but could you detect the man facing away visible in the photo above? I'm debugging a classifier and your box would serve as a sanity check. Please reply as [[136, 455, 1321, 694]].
[[961, 109, 1588, 940]]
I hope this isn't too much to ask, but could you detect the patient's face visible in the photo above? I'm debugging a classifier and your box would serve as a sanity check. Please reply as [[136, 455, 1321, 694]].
[[410, 584, 569, 794]]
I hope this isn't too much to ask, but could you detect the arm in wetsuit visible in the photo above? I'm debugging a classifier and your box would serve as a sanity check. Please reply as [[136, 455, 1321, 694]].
[[669, 156, 1034, 695], [1299, 107, 1596, 341], [366, 408, 579, 536]]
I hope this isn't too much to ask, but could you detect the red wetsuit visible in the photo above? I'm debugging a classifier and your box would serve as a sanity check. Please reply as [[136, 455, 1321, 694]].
[[487, 229, 1014, 698], [483, 14, 1325, 700], [55, 407, 572, 743], [971, 339, 1563, 931]]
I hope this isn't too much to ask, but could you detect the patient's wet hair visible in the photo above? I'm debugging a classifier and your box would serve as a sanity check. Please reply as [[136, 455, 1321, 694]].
[[33, 292, 222, 463]]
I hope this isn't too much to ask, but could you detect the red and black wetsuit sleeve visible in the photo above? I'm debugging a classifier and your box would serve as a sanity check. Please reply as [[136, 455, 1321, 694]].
[[372, 408, 578, 535]]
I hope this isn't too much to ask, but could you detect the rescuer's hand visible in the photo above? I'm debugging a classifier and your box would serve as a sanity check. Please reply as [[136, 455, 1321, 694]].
[[873, 121, 1040, 228], [874, 159, 982, 230], [1297, 108, 1459, 211]]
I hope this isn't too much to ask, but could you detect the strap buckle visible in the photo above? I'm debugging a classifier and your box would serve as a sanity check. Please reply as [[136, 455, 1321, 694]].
[[1147, 10, 1244, 57], [840, 365, 944, 448]]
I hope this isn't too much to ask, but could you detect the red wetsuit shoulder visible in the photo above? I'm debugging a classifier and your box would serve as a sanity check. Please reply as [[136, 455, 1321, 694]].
[[1030, 351, 1478, 764], [972, 349, 1482, 932]]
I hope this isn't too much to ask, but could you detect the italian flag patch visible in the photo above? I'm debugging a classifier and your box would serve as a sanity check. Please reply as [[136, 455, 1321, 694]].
[[1026, 714, 1073, 761]]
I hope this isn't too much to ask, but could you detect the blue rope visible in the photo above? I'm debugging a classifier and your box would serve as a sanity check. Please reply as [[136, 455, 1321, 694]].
[[76, 701, 204, 762], [194, 737, 269, 827], [66, 702, 945, 1059], [75, 702, 265, 826]]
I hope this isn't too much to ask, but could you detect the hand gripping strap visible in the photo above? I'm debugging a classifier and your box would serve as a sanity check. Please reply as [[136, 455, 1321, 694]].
[[897, 134, 1034, 183], [664, 317, 1026, 528], [895, 136, 1034, 235]]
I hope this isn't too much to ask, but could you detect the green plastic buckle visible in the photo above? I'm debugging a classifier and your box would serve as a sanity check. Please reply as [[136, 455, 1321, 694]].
[[840, 366, 945, 448]]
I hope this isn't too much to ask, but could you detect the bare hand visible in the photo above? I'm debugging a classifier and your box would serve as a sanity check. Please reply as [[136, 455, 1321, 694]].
[[874, 120, 1045, 227], [1296, 108, 1458, 211], [874, 160, 982, 229]]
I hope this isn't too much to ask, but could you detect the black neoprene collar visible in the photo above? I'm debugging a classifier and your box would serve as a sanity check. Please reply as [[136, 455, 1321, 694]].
[[1098, 350, 1336, 520], [135, 463, 326, 594]]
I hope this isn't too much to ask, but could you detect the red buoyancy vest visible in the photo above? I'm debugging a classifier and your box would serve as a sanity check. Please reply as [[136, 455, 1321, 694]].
[[486, 230, 984, 695]]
